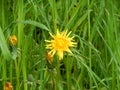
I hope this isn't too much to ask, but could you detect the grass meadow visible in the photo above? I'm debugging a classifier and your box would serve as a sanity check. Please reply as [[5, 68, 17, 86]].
[[0, 0, 120, 90]]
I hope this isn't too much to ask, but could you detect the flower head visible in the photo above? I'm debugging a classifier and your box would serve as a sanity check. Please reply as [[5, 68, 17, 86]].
[[46, 51, 53, 63], [45, 29, 77, 60], [4, 82, 13, 90], [9, 35, 17, 46]]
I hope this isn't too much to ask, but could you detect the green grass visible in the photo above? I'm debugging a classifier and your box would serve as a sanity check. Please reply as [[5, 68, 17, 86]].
[[0, 0, 120, 90]]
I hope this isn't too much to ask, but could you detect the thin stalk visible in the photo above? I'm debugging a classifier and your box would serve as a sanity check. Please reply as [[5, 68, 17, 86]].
[[17, 0, 27, 90], [21, 38, 28, 90], [1, 0, 6, 85], [14, 60, 20, 90], [18, 0, 24, 48], [109, 1, 117, 89], [87, 0, 92, 89], [52, 0, 57, 33], [112, 62, 115, 90], [56, 58, 61, 90], [9, 60, 13, 82], [65, 0, 68, 24], [1, 0, 5, 29], [22, 56, 27, 90], [66, 57, 72, 90], [2, 59, 6, 84], [40, 43, 45, 90], [51, 70, 56, 90]]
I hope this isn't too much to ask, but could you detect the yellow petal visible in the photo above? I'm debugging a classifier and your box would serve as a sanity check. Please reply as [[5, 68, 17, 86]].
[[57, 51, 63, 60], [62, 30, 67, 36], [46, 44, 52, 47], [67, 31, 72, 37], [4, 82, 13, 90], [45, 40, 51, 42], [65, 48, 72, 54], [49, 50, 56, 56], [56, 29, 60, 35], [49, 32, 54, 38]]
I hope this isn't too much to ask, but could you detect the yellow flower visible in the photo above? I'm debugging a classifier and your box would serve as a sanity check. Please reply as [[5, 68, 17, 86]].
[[9, 35, 17, 46], [4, 82, 13, 90], [45, 29, 77, 60], [46, 51, 53, 63]]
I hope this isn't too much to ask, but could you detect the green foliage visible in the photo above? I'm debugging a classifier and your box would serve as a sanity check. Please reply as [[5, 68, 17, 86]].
[[0, 0, 120, 90]]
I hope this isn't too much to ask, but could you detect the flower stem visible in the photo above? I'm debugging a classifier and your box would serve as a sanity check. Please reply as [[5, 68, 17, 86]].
[[87, 0, 92, 89]]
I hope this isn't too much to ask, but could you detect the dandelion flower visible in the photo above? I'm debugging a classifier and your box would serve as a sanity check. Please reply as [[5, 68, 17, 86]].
[[9, 35, 17, 46], [4, 82, 13, 90], [45, 29, 77, 60]]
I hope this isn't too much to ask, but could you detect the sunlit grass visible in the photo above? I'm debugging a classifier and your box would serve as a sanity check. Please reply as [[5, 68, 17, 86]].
[[0, 0, 120, 90]]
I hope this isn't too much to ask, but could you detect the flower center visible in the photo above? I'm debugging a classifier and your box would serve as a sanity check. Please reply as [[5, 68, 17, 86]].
[[54, 36, 68, 50]]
